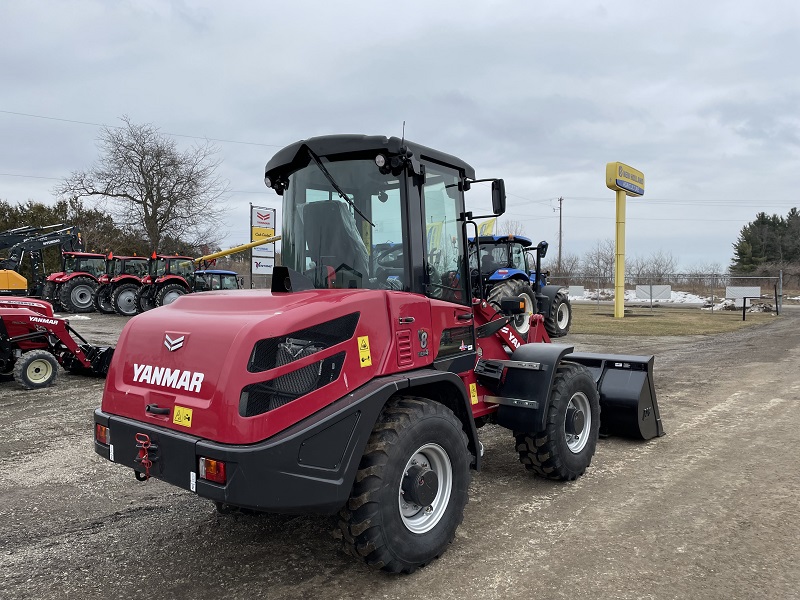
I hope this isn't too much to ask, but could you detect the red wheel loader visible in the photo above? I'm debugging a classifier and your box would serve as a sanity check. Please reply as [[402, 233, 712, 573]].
[[93, 135, 664, 573]]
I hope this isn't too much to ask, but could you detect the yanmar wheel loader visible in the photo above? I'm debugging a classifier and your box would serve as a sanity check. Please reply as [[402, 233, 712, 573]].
[[93, 134, 664, 574]]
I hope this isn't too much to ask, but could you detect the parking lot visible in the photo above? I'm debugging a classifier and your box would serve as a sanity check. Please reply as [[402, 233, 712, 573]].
[[2, 308, 799, 600]]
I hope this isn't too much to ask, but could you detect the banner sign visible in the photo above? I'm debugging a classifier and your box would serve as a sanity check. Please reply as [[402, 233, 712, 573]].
[[250, 205, 277, 281]]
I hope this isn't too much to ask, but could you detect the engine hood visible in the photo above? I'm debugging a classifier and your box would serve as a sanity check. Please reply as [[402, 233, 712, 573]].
[[101, 289, 394, 444]]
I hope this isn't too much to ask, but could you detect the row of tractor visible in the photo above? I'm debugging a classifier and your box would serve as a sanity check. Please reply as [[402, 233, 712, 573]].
[[1, 226, 279, 315]]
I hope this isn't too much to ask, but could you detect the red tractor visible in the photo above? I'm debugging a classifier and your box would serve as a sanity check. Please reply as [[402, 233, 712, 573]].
[[93, 135, 663, 573], [93, 254, 150, 316], [133, 254, 196, 312], [42, 251, 107, 313], [0, 297, 113, 389]]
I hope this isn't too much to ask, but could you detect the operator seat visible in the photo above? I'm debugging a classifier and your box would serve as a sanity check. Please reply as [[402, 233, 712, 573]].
[[301, 200, 370, 287]]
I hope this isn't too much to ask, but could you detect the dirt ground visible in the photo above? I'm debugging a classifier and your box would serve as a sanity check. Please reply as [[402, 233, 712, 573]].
[[2, 307, 799, 600]]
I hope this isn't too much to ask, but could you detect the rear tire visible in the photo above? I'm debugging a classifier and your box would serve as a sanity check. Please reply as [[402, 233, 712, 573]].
[[93, 285, 115, 314], [514, 362, 599, 481], [544, 290, 572, 338], [135, 285, 156, 313], [13, 350, 59, 390], [112, 283, 140, 316], [338, 397, 471, 573], [486, 279, 537, 337], [156, 283, 187, 306], [59, 276, 98, 313], [41, 281, 62, 311]]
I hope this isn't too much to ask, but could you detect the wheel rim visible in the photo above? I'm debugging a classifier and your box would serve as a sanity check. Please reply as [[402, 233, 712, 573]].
[[512, 293, 535, 335], [162, 290, 184, 305], [398, 443, 452, 534], [118, 289, 137, 315], [27, 358, 53, 383], [71, 285, 94, 309], [556, 302, 570, 330], [565, 391, 591, 453]]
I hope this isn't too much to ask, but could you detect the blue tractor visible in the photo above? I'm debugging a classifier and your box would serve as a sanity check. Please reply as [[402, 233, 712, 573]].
[[469, 235, 572, 338]]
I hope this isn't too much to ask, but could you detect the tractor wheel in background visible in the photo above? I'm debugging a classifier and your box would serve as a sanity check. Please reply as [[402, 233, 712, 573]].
[[544, 289, 572, 338], [486, 279, 537, 337], [338, 396, 471, 574], [93, 285, 115, 314], [514, 362, 600, 481], [59, 276, 98, 313], [156, 283, 187, 307], [134, 285, 156, 313], [13, 350, 59, 390], [112, 283, 140, 317], [41, 281, 57, 305]]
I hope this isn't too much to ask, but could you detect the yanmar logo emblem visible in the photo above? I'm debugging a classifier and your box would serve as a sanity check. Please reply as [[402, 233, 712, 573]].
[[133, 364, 204, 393], [30, 316, 59, 326], [164, 334, 185, 352]]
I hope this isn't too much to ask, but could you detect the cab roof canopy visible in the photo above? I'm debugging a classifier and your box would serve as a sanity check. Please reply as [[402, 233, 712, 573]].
[[265, 134, 476, 180]]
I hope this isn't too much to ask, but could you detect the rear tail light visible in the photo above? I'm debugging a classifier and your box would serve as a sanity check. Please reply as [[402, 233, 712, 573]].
[[199, 457, 226, 484], [95, 424, 110, 445]]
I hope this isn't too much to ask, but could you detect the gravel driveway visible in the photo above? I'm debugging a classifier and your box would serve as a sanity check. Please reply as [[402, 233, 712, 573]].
[[2, 308, 798, 599]]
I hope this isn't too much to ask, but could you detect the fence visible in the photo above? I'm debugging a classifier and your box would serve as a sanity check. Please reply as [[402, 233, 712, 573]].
[[548, 272, 784, 312]]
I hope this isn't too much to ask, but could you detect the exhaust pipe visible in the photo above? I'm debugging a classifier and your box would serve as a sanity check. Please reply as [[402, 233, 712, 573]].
[[567, 352, 665, 440]]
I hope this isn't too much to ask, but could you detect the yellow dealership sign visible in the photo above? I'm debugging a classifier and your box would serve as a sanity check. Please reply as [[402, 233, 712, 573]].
[[606, 162, 645, 197], [251, 226, 275, 240]]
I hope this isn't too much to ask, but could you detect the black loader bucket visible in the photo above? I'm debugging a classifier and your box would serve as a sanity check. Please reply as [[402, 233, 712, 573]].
[[567, 352, 664, 440]]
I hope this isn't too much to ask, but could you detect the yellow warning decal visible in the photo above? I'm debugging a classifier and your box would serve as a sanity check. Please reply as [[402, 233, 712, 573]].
[[173, 405, 193, 428], [358, 335, 372, 367], [469, 383, 478, 405]]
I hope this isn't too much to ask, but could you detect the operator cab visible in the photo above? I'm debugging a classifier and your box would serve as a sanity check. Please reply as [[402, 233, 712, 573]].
[[265, 134, 505, 305]]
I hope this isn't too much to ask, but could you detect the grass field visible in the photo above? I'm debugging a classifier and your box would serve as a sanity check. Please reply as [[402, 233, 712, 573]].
[[571, 303, 780, 336]]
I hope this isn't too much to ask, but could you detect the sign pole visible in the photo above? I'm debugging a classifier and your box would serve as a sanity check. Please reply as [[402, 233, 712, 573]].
[[614, 188, 626, 318], [606, 162, 645, 319], [249, 202, 253, 288]]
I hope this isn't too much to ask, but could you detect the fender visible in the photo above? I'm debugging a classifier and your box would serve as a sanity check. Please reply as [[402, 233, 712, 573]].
[[57, 272, 99, 284], [156, 275, 190, 288], [475, 343, 575, 433], [535, 284, 567, 320]]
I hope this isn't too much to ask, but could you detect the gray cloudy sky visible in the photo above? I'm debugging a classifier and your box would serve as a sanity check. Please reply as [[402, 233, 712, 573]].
[[2, 1, 799, 270]]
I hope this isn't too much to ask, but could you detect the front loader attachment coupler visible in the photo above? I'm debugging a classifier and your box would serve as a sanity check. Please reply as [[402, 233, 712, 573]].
[[567, 352, 664, 440]]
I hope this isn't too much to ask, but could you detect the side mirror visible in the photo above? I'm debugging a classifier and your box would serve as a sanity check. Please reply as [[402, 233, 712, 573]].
[[537, 240, 548, 259], [492, 179, 506, 215]]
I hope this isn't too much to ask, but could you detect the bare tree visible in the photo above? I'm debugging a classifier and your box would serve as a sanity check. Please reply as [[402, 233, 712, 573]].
[[545, 251, 581, 281], [581, 239, 616, 287], [499, 218, 525, 236], [57, 116, 228, 251]]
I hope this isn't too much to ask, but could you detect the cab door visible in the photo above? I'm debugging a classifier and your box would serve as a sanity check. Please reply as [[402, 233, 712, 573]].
[[419, 161, 476, 374]]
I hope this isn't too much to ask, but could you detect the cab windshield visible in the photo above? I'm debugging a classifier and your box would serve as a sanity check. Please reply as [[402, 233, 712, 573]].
[[282, 157, 405, 290]]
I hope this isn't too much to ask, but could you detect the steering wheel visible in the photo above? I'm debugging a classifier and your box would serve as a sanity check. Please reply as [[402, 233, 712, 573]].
[[376, 245, 403, 269]]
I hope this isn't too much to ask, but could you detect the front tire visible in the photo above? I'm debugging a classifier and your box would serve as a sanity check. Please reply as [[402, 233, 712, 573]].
[[156, 283, 188, 306], [544, 289, 572, 338], [112, 283, 140, 316], [338, 397, 471, 573], [93, 285, 115, 314], [135, 285, 156, 313], [486, 279, 537, 337], [514, 362, 600, 481], [13, 350, 59, 390], [59, 276, 98, 313]]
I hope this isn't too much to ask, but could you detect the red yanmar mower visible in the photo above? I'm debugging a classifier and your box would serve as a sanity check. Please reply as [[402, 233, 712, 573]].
[[93, 134, 664, 573], [0, 297, 114, 389]]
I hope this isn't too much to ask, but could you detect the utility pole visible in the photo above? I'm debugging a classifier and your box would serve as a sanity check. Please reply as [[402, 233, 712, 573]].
[[557, 196, 563, 275]]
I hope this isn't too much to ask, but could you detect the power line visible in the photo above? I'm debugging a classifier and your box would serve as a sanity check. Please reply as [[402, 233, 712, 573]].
[[0, 109, 285, 148]]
